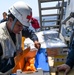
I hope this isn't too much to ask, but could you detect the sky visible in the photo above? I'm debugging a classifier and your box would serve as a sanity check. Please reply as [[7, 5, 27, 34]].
[[0, 0, 39, 19], [0, 0, 67, 19]]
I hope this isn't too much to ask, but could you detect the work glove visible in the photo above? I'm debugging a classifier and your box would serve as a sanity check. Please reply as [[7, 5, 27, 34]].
[[31, 17, 40, 29]]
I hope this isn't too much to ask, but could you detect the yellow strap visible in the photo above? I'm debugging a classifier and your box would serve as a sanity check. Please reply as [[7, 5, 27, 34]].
[[21, 37, 25, 50]]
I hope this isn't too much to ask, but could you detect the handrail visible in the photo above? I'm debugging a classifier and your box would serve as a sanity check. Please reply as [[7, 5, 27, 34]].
[[62, 12, 74, 24]]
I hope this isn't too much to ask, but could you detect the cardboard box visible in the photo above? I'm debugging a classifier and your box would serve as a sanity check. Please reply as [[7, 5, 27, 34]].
[[47, 48, 59, 56], [54, 55, 67, 62], [47, 47, 68, 56]]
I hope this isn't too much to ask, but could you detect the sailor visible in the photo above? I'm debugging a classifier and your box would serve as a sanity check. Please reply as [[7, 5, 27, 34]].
[[0, 12, 8, 23], [0, 1, 40, 75], [57, 31, 74, 74]]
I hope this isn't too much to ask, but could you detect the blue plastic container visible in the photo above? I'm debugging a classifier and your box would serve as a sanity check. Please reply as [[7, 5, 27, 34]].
[[35, 48, 50, 72]]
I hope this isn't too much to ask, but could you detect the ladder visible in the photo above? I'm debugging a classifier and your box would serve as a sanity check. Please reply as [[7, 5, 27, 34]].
[[38, 0, 64, 33]]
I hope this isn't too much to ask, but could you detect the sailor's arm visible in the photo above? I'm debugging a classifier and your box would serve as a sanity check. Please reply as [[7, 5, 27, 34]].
[[22, 26, 41, 49]]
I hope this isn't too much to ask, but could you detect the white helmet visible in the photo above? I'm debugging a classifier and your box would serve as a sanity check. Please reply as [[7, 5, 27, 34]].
[[9, 1, 32, 27]]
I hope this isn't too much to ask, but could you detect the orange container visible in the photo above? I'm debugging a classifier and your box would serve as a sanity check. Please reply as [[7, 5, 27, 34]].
[[12, 47, 37, 73], [12, 47, 30, 73]]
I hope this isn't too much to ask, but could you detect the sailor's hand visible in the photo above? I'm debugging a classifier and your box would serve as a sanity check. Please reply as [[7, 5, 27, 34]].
[[57, 64, 71, 75], [34, 41, 41, 49], [16, 49, 23, 55]]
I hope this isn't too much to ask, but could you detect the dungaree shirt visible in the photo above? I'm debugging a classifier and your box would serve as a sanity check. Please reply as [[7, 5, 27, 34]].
[[0, 22, 38, 73]]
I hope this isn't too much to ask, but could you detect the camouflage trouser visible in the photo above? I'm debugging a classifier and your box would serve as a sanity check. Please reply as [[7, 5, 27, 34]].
[[0, 69, 12, 75]]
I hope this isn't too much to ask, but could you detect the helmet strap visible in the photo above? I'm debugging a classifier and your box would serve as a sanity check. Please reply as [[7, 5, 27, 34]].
[[11, 18, 17, 31]]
